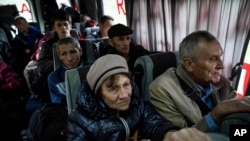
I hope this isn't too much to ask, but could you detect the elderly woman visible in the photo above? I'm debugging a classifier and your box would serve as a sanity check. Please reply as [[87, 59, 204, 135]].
[[67, 54, 211, 141]]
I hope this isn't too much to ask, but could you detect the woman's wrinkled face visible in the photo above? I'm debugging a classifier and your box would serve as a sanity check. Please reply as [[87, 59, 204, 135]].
[[100, 74, 132, 111]]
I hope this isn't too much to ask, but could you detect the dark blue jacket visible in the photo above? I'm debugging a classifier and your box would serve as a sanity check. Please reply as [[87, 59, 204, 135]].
[[67, 81, 179, 141], [48, 61, 89, 105]]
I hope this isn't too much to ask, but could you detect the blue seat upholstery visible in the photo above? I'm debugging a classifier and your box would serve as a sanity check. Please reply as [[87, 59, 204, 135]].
[[65, 65, 91, 114], [133, 51, 180, 101], [84, 27, 100, 37]]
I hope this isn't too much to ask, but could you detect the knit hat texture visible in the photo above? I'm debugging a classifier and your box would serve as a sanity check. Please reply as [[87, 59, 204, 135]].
[[87, 54, 129, 94]]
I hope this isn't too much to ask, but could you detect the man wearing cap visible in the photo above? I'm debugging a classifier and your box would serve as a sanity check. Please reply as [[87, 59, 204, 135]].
[[99, 23, 150, 73]]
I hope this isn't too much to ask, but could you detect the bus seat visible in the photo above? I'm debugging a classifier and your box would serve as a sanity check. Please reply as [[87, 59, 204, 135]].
[[79, 38, 109, 64], [70, 28, 81, 39], [92, 37, 109, 57], [74, 22, 86, 35], [84, 27, 99, 37], [0, 28, 11, 47], [52, 43, 60, 70], [134, 51, 180, 101], [65, 65, 91, 114]]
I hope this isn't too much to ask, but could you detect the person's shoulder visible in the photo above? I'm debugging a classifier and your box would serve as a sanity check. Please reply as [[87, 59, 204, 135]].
[[152, 67, 176, 84], [132, 44, 150, 53], [29, 25, 41, 32], [48, 67, 63, 82], [43, 37, 58, 46], [99, 45, 115, 56]]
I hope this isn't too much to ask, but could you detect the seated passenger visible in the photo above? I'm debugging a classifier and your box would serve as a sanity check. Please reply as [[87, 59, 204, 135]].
[[37, 9, 73, 76], [13, 16, 43, 76], [149, 30, 250, 133], [36, 9, 73, 102], [67, 54, 212, 141], [100, 23, 150, 73], [80, 13, 91, 23], [48, 37, 88, 104], [85, 15, 114, 39]]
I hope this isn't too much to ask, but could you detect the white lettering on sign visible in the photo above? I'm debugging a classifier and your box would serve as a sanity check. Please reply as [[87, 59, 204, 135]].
[[234, 129, 247, 136]]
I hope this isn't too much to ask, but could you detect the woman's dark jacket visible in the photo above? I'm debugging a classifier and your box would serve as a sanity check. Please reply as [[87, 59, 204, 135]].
[[67, 81, 179, 141]]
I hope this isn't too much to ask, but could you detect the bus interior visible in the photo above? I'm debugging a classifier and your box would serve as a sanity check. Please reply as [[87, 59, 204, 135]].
[[0, 0, 250, 140]]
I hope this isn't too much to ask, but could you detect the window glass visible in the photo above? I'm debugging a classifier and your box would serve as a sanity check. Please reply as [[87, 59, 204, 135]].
[[102, 0, 127, 25], [237, 39, 250, 98], [0, 0, 32, 22], [56, 0, 71, 9]]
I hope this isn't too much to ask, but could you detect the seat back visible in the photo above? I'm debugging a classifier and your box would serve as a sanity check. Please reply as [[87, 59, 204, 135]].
[[65, 65, 91, 114], [79, 38, 109, 63], [52, 43, 60, 70], [134, 51, 180, 101], [84, 27, 100, 37], [0, 28, 11, 47]]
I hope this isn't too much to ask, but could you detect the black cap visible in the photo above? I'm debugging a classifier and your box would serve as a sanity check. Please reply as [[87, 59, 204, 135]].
[[108, 24, 133, 38]]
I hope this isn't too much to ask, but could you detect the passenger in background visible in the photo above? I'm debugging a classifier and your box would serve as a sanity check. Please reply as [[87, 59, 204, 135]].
[[84, 19, 98, 28], [23, 32, 50, 96], [100, 23, 150, 74], [12, 16, 44, 103], [78, 13, 92, 34], [149, 30, 250, 133], [80, 13, 91, 23], [67, 54, 212, 141], [48, 37, 89, 105], [36, 9, 72, 103], [85, 15, 114, 39], [37, 9, 72, 77], [13, 16, 43, 76]]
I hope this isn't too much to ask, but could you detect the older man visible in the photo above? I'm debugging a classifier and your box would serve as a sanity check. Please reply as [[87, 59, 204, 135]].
[[100, 23, 150, 73], [149, 30, 250, 133]]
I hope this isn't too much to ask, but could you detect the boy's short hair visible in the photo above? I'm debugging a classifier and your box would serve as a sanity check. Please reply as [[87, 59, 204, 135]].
[[51, 9, 72, 25], [100, 15, 114, 24]]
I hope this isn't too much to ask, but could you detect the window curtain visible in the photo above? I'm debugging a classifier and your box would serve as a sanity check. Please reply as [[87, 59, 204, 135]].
[[129, 0, 250, 79], [78, 0, 103, 21]]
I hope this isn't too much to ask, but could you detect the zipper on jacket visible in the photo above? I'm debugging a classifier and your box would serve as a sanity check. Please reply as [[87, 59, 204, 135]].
[[119, 117, 130, 139]]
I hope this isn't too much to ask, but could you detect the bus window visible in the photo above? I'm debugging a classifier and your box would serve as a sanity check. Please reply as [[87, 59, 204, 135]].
[[237, 37, 250, 98], [56, 0, 71, 8], [102, 0, 127, 25], [0, 0, 32, 22]]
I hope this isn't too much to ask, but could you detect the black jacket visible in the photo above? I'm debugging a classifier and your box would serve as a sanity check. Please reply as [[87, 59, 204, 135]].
[[100, 43, 150, 73], [67, 81, 179, 141]]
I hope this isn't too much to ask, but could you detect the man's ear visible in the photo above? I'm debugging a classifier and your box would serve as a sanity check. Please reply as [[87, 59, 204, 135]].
[[52, 25, 56, 31], [79, 48, 83, 56], [183, 58, 194, 72], [108, 39, 114, 47]]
